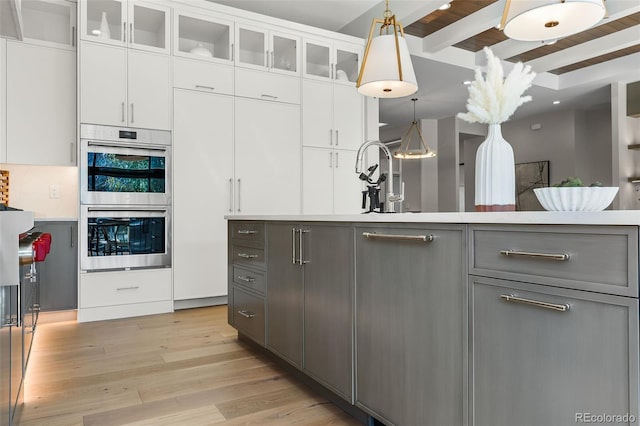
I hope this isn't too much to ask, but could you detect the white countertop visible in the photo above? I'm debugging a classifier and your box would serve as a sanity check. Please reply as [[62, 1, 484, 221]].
[[226, 210, 640, 226]]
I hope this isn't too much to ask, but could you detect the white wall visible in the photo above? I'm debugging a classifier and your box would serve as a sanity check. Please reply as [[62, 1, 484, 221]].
[[0, 164, 78, 218]]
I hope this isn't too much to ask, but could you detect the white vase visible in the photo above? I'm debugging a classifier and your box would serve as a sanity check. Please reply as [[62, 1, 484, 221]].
[[99, 11, 111, 39], [474, 123, 516, 211]]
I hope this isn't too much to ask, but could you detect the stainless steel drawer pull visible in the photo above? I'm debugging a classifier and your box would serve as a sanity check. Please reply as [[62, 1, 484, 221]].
[[238, 310, 255, 319], [117, 286, 140, 291], [500, 294, 570, 312], [237, 275, 256, 283], [261, 94, 278, 99], [237, 230, 258, 235], [238, 253, 258, 259], [195, 85, 215, 91], [363, 232, 434, 242], [500, 249, 570, 261]]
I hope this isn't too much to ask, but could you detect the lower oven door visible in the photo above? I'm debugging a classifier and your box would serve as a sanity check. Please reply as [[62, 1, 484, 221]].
[[80, 206, 171, 272]]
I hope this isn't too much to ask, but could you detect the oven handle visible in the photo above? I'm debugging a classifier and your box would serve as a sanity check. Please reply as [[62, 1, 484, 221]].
[[86, 141, 168, 152], [87, 207, 168, 213]]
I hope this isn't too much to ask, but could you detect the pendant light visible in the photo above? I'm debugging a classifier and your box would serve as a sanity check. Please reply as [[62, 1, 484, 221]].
[[356, 0, 418, 99], [394, 98, 436, 159], [500, 0, 606, 42]]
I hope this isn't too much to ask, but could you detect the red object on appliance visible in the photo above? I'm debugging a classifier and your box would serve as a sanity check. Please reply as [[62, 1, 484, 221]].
[[33, 232, 52, 262]]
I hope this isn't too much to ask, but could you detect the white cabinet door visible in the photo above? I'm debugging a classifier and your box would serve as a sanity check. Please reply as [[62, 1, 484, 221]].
[[302, 79, 333, 148], [333, 84, 363, 150], [333, 149, 362, 214], [235, 23, 267, 71], [128, 1, 170, 54], [6, 42, 76, 165], [80, 41, 126, 126], [173, 89, 233, 300], [80, 0, 126, 46], [21, 0, 77, 50], [302, 147, 334, 214], [127, 49, 170, 130], [173, 8, 234, 64], [234, 98, 301, 215]]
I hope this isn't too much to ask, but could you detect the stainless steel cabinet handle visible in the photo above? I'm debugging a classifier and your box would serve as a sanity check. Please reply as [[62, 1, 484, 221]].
[[237, 275, 256, 283], [70, 141, 75, 163], [363, 232, 434, 242], [299, 229, 309, 265], [292, 228, 297, 264], [231, 43, 234, 61], [335, 129, 339, 146], [123, 22, 126, 43], [271, 51, 274, 69], [131, 103, 134, 123], [228, 178, 233, 212], [500, 294, 570, 312], [121, 102, 125, 122], [130, 23, 133, 44], [266, 50, 269, 68], [261, 94, 278, 99], [329, 129, 333, 146], [500, 250, 570, 261], [238, 310, 255, 319], [71, 26, 75, 47], [237, 253, 258, 259], [117, 286, 140, 291], [237, 230, 258, 235], [70, 225, 74, 248], [329, 152, 333, 168], [195, 85, 215, 91], [237, 178, 241, 212], [335, 152, 339, 168]]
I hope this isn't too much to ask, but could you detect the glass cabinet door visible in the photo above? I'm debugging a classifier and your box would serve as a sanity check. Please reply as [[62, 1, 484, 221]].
[[81, 0, 125, 45], [21, 0, 77, 50], [270, 31, 299, 75], [174, 9, 233, 63], [235, 24, 267, 69], [128, 1, 169, 53], [334, 43, 361, 85], [303, 39, 331, 80]]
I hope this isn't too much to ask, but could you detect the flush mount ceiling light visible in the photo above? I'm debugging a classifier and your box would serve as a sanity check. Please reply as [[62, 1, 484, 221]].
[[499, 0, 606, 42], [394, 98, 437, 159], [356, 0, 418, 98]]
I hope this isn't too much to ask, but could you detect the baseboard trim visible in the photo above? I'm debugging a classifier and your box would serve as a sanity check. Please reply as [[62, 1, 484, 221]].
[[38, 309, 77, 324], [174, 296, 228, 310]]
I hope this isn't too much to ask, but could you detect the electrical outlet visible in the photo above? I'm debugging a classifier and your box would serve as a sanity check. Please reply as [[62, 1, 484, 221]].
[[49, 184, 60, 199]]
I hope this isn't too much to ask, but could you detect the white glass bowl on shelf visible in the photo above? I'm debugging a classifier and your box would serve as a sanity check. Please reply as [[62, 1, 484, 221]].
[[533, 187, 619, 211]]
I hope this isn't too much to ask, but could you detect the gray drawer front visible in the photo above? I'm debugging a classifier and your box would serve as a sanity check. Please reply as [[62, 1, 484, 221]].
[[471, 225, 638, 297], [232, 286, 265, 346], [231, 245, 265, 269], [231, 222, 265, 246], [232, 266, 265, 295]]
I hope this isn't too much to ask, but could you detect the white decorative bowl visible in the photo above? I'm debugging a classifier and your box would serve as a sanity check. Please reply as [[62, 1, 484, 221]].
[[533, 187, 619, 211], [189, 43, 213, 57]]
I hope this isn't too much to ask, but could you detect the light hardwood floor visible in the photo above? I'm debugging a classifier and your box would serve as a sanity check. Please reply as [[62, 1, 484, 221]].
[[19, 306, 360, 425]]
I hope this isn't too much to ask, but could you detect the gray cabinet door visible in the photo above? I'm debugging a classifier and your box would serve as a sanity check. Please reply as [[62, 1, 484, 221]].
[[34, 221, 78, 311], [355, 225, 466, 426], [471, 275, 639, 426], [303, 224, 353, 402], [266, 223, 303, 367]]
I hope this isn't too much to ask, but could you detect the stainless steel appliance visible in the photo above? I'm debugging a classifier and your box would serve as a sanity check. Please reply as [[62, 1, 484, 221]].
[[80, 124, 171, 206], [80, 206, 171, 271]]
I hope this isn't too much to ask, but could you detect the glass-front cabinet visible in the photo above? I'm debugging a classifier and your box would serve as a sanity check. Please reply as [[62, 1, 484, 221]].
[[80, 0, 169, 54], [173, 9, 233, 63], [21, 0, 77, 50], [303, 38, 361, 85], [235, 23, 299, 75]]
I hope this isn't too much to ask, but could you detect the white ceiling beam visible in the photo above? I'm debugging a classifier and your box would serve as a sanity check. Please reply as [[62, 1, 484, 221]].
[[422, 0, 505, 53], [558, 52, 640, 89], [338, 1, 443, 39], [527, 25, 640, 73]]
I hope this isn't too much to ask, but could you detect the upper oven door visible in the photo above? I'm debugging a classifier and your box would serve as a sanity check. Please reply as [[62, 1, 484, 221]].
[[80, 140, 171, 205]]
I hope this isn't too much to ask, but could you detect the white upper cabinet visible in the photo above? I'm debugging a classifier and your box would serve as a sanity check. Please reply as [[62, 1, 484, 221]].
[[303, 38, 361, 85], [235, 23, 299, 76], [173, 9, 233, 64], [20, 0, 77, 50], [80, 0, 169, 54]]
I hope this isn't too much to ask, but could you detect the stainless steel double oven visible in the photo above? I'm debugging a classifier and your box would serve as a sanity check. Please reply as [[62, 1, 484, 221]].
[[79, 124, 171, 272]]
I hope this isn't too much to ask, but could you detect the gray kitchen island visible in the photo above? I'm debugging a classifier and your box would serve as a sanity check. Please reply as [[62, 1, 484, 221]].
[[227, 211, 640, 426]]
